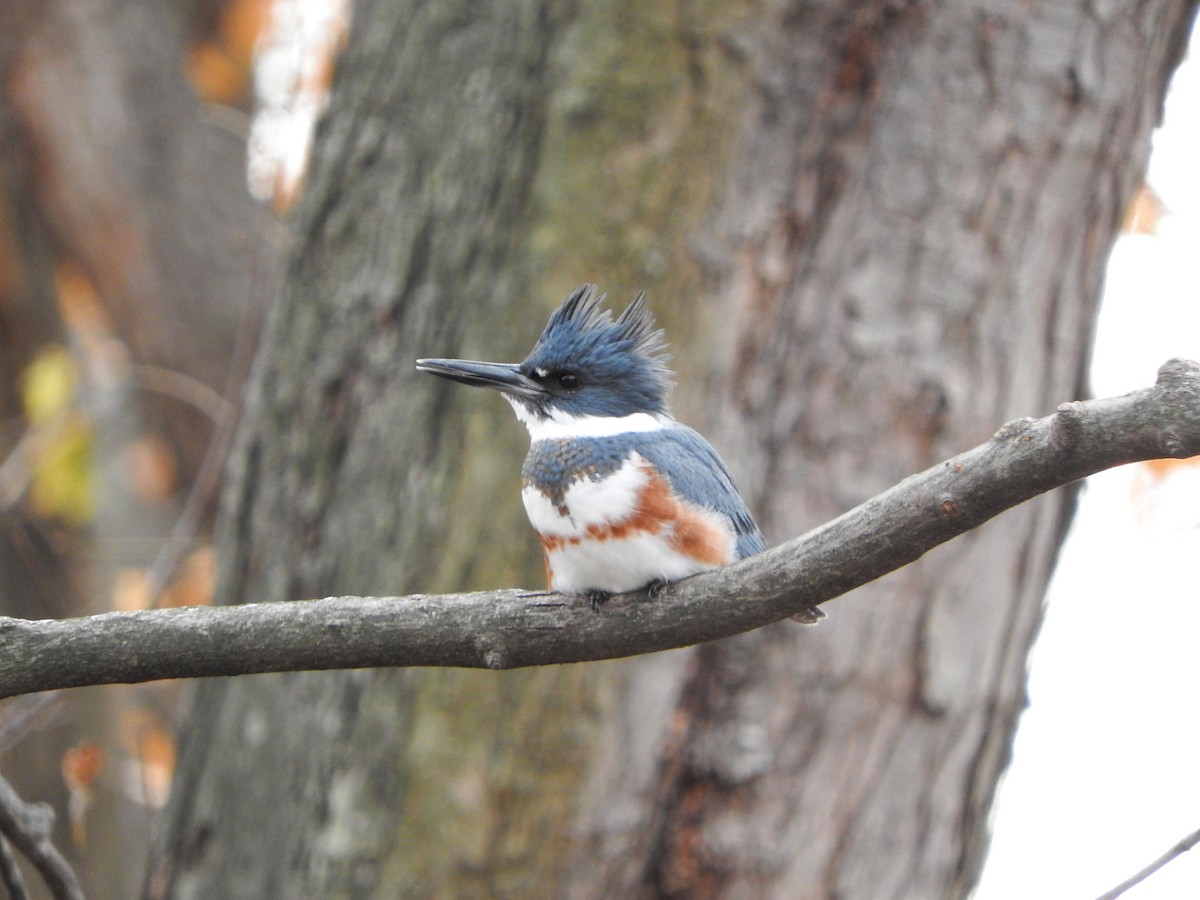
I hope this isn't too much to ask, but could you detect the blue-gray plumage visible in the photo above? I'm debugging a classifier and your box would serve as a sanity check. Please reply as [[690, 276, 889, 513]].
[[522, 429, 765, 560], [629, 427, 766, 560], [416, 285, 766, 595]]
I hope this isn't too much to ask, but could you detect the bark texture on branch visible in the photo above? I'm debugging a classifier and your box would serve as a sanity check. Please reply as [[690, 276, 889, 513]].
[[1, 358, 1197, 699]]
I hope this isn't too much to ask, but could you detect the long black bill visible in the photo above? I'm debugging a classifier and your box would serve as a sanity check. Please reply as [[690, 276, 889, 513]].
[[415, 358, 546, 400]]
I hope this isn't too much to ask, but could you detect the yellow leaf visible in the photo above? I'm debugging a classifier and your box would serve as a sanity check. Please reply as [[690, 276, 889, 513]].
[[21, 345, 76, 424], [29, 414, 94, 525]]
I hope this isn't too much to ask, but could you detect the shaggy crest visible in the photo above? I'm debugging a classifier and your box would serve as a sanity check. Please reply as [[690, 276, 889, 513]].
[[522, 285, 674, 414]]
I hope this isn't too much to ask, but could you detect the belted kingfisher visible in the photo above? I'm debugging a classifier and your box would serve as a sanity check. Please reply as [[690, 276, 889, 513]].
[[416, 285, 765, 599]]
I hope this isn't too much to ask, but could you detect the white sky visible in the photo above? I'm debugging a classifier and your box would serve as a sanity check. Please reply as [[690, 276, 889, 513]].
[[976, 33, 1200, 900]]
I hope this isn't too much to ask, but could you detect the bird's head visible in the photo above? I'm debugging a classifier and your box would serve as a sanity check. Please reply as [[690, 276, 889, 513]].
[[416, 285, 674, 435]]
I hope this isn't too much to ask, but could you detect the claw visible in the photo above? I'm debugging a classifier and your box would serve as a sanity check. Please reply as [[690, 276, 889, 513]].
[[789, 607, 826, 626], [644, 579, 666, 598], [584, 589, 611, 611]]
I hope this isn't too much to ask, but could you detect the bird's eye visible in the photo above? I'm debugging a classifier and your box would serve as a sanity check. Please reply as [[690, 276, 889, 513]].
[[558, 373, 579, 390]]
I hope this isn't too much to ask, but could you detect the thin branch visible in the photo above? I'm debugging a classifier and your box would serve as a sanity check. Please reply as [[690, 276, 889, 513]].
[[0, 409, 73, 512], [0, 359, 1199, 700], [141, 275, 259, 605], [0, 773, 85, 900], [0, 835, 30, 900], [0, 693, 63, 754], [130, 364, 232, 424], [142, 369, 239, 604], [1095, 824, 1200, 900]]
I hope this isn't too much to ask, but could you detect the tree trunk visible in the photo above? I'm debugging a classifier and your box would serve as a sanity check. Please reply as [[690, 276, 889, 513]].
[[147, 1, 577, 896], [149, 1, 1197, 898], [603, 4, 1195, 895]]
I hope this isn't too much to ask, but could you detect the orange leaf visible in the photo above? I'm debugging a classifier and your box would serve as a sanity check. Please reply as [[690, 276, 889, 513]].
[[187, 42, 246, 105], [125, 433, 178, 502], [1122, 184, 1166, 235], [221, 0, 274, 64], [61, 740, 106, 790]]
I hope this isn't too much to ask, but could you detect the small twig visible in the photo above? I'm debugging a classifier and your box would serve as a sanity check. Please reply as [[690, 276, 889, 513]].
[[0, 410, 74, 512], [0, 835, 30, 900], [142, 380, 239, 604], [1095, 825, 1200, 900], [138, 280, 258, 605], [0, 693, 63, 755], [130, 364, 232, 424], [0, 773, 85, 900]]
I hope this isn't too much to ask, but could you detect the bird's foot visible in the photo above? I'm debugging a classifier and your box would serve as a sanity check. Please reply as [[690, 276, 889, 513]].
[[789, 606, 826, 625], [583, 589, 612, 611], [582, 580, 666, 610], [642, 579, 666, 599]]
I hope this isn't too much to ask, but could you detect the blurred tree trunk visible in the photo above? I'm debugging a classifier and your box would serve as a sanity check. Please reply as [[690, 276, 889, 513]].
[[149, 2, 1196, 899], [2, 0, 273, 483], [1, 0, 275, 896]]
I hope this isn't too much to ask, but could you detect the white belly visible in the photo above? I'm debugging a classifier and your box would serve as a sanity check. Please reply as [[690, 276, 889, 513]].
[[521, 453, 736, 594], [540, 530, 722, 593]]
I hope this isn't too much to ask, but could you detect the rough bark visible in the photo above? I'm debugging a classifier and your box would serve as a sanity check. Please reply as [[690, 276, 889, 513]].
[[147, 1, 1198, 899], [599, 3, 1197, 897], [147, 1, 578, 897]]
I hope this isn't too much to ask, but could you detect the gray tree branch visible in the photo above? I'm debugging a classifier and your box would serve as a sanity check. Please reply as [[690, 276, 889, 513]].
[[1096, 823, 1200, 900], [0, 772, 84, 900], [1, 359, 1198, 700]]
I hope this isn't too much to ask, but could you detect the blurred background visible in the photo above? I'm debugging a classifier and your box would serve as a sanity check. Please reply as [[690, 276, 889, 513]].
[[0, 1, 1196, 897]]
